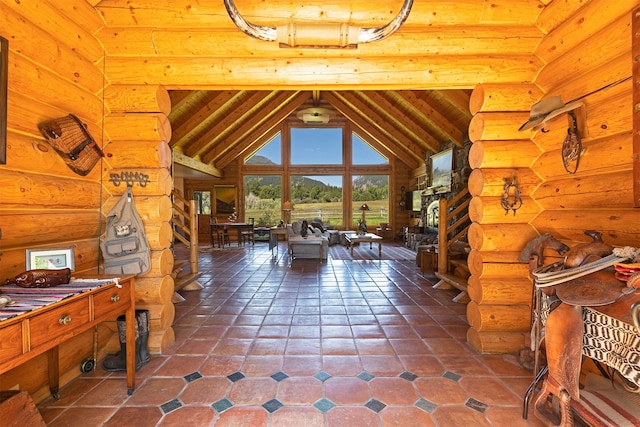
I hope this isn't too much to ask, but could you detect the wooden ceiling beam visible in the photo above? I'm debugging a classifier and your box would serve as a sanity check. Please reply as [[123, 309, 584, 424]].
[[322, 92, 421, 168], [185, 91, 272, 158], [364, 91, 440, 152], [396, 90, 465, 147], [205, 91, 307, 166], [173, 151, 222, 178], [170, 90, 240, 150]]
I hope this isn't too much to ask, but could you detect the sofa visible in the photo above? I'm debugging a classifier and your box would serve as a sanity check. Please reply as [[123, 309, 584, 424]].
[[286, 220, 329, 260]]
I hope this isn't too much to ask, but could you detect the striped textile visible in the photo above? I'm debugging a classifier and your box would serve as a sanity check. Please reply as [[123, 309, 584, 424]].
[[573, 374, 640, 427], [0, 279, 116, 321]]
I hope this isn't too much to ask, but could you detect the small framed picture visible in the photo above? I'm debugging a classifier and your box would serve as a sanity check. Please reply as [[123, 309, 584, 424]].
[[26, 248, 75, 271]]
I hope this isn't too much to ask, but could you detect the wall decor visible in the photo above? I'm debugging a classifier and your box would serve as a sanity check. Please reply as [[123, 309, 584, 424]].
[[428, 148, 453, 194], [26, 247, 75, 271], [0, 36, 7, 165], [214, 186, 236, 215]]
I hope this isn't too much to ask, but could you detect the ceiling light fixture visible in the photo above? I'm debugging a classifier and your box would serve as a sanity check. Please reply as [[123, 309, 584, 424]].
[[224, 0, 414, 49], [297, 107, 332, 124]]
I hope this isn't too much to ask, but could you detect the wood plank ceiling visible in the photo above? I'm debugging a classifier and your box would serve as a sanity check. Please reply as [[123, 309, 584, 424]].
[[92, 0, 549, 175]]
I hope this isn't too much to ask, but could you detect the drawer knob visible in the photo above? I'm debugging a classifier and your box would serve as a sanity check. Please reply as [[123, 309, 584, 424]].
[[111, 294, 120, 303], [59, 315, 72, 325]]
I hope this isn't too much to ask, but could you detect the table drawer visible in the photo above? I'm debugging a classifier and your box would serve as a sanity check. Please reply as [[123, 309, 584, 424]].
[[0, 323, 23, 360], [94, 280, 131, 319], [29, 299, 90, 348]]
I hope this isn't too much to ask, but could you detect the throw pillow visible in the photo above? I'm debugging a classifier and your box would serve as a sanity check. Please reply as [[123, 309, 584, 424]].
[[292, 221, 301, 235]]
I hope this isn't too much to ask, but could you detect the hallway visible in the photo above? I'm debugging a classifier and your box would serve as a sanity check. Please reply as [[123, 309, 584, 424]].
[[37, 243, 543, 426]]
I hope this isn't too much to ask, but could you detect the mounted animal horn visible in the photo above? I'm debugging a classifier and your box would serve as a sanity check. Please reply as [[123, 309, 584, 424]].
[[224, 0, 414, 48]]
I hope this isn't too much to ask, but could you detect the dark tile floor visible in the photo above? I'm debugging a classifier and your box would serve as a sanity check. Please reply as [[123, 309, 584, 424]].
[[38, 242, 545, 426]]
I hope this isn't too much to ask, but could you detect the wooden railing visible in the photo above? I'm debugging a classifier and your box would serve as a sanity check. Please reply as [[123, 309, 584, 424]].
[[171, 189, 199, 276], [437, 187, 471, 273]]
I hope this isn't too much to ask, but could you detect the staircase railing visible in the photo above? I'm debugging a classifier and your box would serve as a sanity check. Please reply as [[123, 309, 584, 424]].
[[171, 189, 199, 275], [437, 187, 471, 274]]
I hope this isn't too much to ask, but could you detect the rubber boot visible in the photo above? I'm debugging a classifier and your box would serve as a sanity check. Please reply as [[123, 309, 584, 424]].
[[135, 310, 151, 369], [102, 315, 129, 372]]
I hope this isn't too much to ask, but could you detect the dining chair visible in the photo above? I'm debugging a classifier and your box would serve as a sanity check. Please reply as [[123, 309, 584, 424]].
[[211, 217, 230, 248], [240, 217, 255, 245]]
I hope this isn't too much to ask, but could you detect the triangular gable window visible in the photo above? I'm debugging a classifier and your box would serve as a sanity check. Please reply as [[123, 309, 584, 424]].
[[245, 132, 282, 165], [352, 132, 388, 165]]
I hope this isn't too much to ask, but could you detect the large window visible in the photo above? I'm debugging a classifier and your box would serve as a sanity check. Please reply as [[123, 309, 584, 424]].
[[244, 175, 281, 225], [291, 128, 342, 165], [291, 175, 343, 226], [193, 191, 211, 214], [245, 132, 281, 165], [352, 175, 389, 228]]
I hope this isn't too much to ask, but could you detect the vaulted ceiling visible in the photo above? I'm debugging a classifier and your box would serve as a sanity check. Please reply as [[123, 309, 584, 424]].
[[92, 0, 551, 176], [167, 89, 473, 173]]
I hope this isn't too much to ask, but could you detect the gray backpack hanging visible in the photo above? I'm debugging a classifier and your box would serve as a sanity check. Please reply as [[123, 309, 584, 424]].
[[101, 186, 151, 275]]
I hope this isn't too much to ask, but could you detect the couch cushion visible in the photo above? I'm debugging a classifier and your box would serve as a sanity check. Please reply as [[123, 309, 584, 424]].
[[291, 221, 302, 235]]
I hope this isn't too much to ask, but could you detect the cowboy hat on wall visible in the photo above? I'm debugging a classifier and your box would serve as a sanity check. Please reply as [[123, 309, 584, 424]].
[[519, 96, 583, 132]]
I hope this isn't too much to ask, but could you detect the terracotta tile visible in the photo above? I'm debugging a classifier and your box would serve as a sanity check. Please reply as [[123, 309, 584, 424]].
[[381, 325, 420, 338], [289, 325, 321, 338], [481, 354, 532, 377], [179, 377, 230, 404], [277, 377, 324, 404], [360, 355, 404, 376], [205, 314, 238, 325], [413, 325, 451, 339], [282, 355, 323, 375], [325, 406, 380, 427], [199, 355, 245, 376], [286, 338, 321, 355], [212, 338, 253, 355], [322, 338, 358, 355], [351, 325, 386, 338], [47, 407, 116, 427], [39, 378, 102, 407], [380, 406, 437, 427], [241, 355, 283, 376], [322, 355, 364, 376], [370, 377, 419, 404], [249, 338, 288, 355], [389, 338, 431, 355], [413, 377, 469, 405], [485, 406, 547, 426], [325, 377, 372, 404], [154, 355, 207, 377], [431, 406, 492, 427], [102, 407, 162, 427], [75, 378, 135, 406], [440, 355, 492, 377], [124, 378, 186, 406], [214, 407, 269, 426], [174, 338, 218, 354], [160, 406, 216, 426], [191, 325, 228, 339], [398, 355, 445, 376], [257, 325, 290, 338], [225, 325, 261, 338], [263, 314, 293, 325], [270, 407, 325, 427], [321, 325, 353, 338], [228, 377, 277, 404], [459, 377, 522, 405], [356, 338, 395, 355], [424, 338, 473, 355]]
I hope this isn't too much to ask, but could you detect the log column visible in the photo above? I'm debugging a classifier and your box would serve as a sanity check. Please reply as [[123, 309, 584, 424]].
[[466, 83, 543, 353], [101, 85, 175, 354]]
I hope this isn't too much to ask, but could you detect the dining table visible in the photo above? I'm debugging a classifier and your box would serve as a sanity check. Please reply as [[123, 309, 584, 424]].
[[215, 222, 249, 247]]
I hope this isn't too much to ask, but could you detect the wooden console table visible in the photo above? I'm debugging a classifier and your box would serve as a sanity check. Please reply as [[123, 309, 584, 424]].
[[344, 233, 383, 257], [0, 275, 136, 398]]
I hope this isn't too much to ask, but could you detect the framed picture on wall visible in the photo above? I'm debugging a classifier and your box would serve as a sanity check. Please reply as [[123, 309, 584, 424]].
[[214, 186, 236, 214], [428, 148, 453, 194], [0, 36, 8, 165], [26, 248, 75, 271]]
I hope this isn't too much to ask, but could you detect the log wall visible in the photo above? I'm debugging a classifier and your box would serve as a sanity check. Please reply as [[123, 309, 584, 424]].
[[0, 2, 175, 400], [466, 2, 639, 353]]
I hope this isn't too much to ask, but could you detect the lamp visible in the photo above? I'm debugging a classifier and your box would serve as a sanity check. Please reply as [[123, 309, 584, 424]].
[[282, 200, 293, 224], [296, 107, 331, 124], [358, 203, 370, 234]]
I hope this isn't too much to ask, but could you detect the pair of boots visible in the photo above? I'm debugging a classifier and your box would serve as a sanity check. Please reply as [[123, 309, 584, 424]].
[[103, 310, 151, 372]]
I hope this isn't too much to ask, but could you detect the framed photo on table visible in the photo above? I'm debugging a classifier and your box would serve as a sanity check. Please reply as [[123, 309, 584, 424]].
[[26, 248, 75, 271]]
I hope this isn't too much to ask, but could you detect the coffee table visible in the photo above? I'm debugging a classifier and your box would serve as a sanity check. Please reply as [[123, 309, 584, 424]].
[[344, 233, 383, 257]]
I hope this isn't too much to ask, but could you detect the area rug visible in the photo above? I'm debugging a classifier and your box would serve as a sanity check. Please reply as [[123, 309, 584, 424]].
[[329, 243, 417, 261]]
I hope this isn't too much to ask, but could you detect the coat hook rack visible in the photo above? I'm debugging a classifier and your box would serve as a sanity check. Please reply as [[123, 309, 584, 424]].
[[109, 171, 150, 187]]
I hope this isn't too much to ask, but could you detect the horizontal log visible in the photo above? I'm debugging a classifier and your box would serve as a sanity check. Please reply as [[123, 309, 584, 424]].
[[0, 170, 102, 210], [103, 140, 172, 170], [468, 223, 538, 252], [10, 54, 104, 119], [103, 113, 172, 142], [466, 327, 527, 354], [102, 85, 172, 115], [466, 250, 521, 264], [536, 12, 631, 92], [468, 140, 541, 169], [141, 222, 173, 251], [136, 302, 175, 332], [102, 195, 173, 222], [468, 112, 531, 143], [98, 26, 543, 58], [468, 168, 540, 198], [530, 210, 640, 247], [5, 0, 104, 60], [104, 56, 542, 90], [467, 275, 533, 305], [102, 168, 173, 196], [467, 250, 531, 279], [135, 275, 175, 306], [466, 301, 531, 332], [96, 1, 541, 28], [532, 132, 632, 180], [148, 327, 175, 354], [468, 196, 540, 224], [139, 248, 174, 277], [531, 169, 633, 210], [0, 210, 100, 248], [469, 83, 543, 115]]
